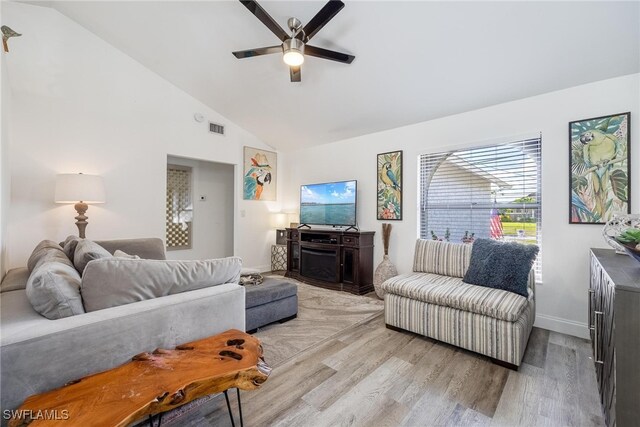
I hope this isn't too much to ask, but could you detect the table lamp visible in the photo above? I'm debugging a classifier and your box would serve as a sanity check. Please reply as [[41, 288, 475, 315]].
[[271, 212, 288, 229], [55, 173, 106, 238]]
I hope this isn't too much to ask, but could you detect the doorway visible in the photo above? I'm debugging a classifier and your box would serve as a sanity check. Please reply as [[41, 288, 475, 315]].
[[166, 155, 234, 260]]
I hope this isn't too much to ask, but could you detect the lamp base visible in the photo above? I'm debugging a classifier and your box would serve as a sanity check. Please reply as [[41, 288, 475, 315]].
[[74, 202, 89, 239]]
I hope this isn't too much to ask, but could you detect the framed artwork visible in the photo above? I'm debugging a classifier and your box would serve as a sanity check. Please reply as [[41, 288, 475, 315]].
[[243, 147, 277, 201], [377, 150, 402, 220], [569, 112, 631, 224]]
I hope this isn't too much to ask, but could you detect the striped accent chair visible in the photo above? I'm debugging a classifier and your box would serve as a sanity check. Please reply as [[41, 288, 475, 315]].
[[381, 239, 535, 368]]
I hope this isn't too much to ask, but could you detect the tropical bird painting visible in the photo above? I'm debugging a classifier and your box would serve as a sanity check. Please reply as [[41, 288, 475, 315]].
[[243, 148, 277, 201], [377, 151, 402, 220], [570, 113, 630, 224]]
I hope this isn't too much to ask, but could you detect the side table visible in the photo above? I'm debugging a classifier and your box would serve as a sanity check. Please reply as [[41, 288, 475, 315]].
[[9, 330, 270, 427], [271, 244, 287, 272]]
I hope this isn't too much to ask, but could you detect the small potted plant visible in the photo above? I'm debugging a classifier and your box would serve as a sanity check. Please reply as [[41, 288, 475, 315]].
[[462, 231, 475, 244], [614, 228, 640, 263]]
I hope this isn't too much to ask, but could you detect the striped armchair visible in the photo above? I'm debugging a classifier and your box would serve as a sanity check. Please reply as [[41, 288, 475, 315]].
[[381, 239, 535, 369]]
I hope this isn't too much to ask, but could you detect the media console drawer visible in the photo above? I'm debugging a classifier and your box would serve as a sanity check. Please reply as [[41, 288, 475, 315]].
[[342, 236, 359, 246]]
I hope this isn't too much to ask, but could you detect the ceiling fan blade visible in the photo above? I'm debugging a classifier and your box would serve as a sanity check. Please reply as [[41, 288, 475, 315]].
[[290, 66, 301, 82], [299, 0, 345, 42], [305, 45, 355, 64], [240, 0, 288, 42], [233, 45, 282, 59]]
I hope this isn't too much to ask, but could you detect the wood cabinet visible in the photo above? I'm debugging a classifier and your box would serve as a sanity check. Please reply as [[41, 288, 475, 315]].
[[285, 228, 374, 295], [589, 249, 640, 427]]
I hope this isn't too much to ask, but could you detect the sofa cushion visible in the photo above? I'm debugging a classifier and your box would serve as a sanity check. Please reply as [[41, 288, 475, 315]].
[[27, 240, 73, 273], [381, 272, 528, 322], [463, 239, 539, 298], [413, 239, 472, 278], [26, 261, 85, 319], [81, 257, 242, 312], [0, 268, 30, 293], [113, 250, 140, 259], [74, 239, 112, 275], [95, 238, 166, 260], [62, 235, 81, 260]]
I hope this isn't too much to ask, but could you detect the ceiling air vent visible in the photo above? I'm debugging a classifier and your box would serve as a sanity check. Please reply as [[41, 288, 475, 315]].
[[209, 122, 225, 135]]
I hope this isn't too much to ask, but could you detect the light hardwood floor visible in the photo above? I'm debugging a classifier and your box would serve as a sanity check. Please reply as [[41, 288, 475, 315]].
[[170, 308, 604, 426]]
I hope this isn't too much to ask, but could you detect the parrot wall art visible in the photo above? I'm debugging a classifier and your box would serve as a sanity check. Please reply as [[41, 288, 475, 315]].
[[377, 150, 403, 220], [569, 112, 630, 224], [243, 148, 277, 201]]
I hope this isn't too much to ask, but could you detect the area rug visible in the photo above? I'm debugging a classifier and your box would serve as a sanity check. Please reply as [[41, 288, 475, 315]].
[[149, 278, 384, 426], [255, 277, 384, 367]]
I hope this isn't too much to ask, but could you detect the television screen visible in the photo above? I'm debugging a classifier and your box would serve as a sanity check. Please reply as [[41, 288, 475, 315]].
[[300, 180, 357, 226]]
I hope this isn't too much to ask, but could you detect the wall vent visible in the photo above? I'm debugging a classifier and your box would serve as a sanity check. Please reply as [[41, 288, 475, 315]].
[[209, 122, 225, 135]]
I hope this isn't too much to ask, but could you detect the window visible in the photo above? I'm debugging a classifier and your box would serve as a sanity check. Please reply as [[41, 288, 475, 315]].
[[419, 136, 542, 281], [166, 164, 193, 250]]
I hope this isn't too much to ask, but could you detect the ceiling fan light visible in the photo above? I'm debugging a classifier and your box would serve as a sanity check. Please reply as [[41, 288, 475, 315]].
[[282, 38, 305, 66], [283, 50, 304, 66]]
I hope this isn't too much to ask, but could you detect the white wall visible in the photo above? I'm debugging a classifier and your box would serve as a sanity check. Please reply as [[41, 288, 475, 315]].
[[5, 2, 279, 271], [283, 73, 640, 338], [0, 33, 11, 278], [166, 156, 234, 261]]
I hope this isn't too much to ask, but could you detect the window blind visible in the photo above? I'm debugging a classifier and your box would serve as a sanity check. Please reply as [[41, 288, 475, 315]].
[[419, 137, 542, 281]]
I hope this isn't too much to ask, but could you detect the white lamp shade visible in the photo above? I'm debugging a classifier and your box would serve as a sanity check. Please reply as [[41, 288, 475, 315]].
[[272, 212, 288, 229], [55, 173, 106, 204], [287, 211, 299, 226]]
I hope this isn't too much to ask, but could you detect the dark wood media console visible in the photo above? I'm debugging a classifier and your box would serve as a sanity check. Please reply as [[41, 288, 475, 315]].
[[285, 228, 375, 295]]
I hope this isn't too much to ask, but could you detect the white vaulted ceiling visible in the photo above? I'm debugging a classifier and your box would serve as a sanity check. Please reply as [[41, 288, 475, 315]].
[[47, 1, 640, 151]]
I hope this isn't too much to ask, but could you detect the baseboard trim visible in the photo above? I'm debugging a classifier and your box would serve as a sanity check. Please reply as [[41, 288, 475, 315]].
[[535, 314, 589, 339]]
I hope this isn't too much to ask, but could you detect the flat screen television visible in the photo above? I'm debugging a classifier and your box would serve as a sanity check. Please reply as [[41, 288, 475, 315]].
[[300, 180, 357, 226]]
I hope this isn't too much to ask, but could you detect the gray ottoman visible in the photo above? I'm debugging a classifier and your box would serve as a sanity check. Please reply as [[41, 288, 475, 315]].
[[245, 278, 298, 333]]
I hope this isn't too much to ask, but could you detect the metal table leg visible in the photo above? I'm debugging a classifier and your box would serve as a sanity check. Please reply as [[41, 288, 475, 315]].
[[237, 388, 244, 427], [224, 390, 236, 427], [148, 412, 163, 427], [223, 388, 243, 427]]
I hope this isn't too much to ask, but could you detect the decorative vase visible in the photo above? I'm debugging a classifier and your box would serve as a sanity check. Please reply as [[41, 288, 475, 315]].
[[374, 254, 398, 299], [373, 223, 398, 299]]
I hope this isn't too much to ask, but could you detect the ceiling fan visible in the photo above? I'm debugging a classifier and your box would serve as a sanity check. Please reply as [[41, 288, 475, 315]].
[[232, 0, 355, 82]]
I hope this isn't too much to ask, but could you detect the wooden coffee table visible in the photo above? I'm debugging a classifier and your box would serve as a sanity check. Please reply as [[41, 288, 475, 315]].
[[9, 329, 270, 427]]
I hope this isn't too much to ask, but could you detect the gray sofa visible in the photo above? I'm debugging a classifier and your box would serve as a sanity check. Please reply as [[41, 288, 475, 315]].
[[0, 238, 246, 416]]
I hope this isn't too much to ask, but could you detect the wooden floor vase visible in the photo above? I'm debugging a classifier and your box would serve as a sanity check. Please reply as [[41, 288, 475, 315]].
[[9, 329, 270, 427]]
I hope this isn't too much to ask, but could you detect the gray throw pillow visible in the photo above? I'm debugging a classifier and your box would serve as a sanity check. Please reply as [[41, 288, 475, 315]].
[[27, 240, 74, 273], [114, 250, 141, 259], [462, 238, 538, 298], [81, 257, 243, 312], [26, 261, 85, 319], [74, 239, 112, 275], [0, 267, 30, 293], [62, 235, 81, 260]]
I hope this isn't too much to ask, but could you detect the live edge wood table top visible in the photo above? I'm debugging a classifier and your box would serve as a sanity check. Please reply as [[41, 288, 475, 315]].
[[9, 330, 271, 427]]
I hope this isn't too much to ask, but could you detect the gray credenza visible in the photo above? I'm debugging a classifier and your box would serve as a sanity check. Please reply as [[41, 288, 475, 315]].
[[589, 249, 640, 427]]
